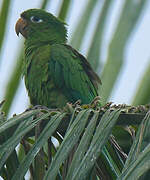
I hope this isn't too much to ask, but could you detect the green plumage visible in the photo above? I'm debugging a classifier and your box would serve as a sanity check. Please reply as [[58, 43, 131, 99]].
[[16, 9, 101, 108]]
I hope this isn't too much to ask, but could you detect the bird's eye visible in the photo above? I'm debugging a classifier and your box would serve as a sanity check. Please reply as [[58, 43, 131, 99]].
[[30, 16, 43, 23]]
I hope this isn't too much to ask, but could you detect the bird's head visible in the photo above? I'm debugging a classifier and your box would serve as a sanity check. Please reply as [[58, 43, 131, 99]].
[[15, 9, 67, 45]]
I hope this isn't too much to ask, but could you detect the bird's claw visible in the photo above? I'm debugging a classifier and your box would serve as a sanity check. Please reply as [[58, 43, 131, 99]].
[[80, 96, 101, 110], [90, 96, 101, 107]]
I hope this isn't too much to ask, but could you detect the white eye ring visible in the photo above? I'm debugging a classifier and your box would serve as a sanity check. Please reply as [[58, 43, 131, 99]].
[[30, 16, 43, 23]]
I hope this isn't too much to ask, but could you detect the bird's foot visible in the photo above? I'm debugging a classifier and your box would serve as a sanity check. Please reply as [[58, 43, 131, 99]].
[[25, 105, 49, 112], [90, 96, 101, 107], [33, 105, 50, 110], [63, 100, 82, 113], [73, 100, 81, 107], [81, 96, 102, 110], [25, 105, 60, 113], [64, 97, 102, 112]]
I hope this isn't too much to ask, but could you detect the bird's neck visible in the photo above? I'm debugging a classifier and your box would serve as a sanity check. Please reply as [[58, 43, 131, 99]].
[[24, 28, 67, 51]]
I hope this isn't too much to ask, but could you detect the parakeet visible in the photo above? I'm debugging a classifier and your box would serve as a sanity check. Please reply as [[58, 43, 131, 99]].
[[15, 9, 101, 108]]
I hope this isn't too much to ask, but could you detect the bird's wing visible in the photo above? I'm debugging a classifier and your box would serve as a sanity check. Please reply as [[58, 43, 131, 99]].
[[49, 44, 101, 104]]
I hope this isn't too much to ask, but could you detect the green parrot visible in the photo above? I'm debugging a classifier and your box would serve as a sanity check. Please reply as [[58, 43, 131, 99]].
[[15, 9, 101, 108]]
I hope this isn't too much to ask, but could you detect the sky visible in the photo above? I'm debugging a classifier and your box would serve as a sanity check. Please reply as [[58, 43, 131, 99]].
[[0, 0, 150, 117]]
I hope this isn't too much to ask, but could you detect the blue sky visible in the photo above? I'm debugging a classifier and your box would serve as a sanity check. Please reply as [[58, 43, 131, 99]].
[[0, 0, 150, 117]]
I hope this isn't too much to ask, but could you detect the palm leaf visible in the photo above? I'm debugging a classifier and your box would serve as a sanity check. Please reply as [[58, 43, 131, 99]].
[[118, 111, 150, 179], [100, 0, 148, 103], [0, 103, 150, 179], [132, 62, 150, 105], [0, 0, 11, 54]]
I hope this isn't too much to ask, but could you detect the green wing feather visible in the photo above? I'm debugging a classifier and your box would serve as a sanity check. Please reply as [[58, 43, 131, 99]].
[[49, 44, 101, 104]]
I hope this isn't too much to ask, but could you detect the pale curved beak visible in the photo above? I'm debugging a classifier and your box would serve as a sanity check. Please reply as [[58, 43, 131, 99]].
[[15, 18, 28, 38]]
